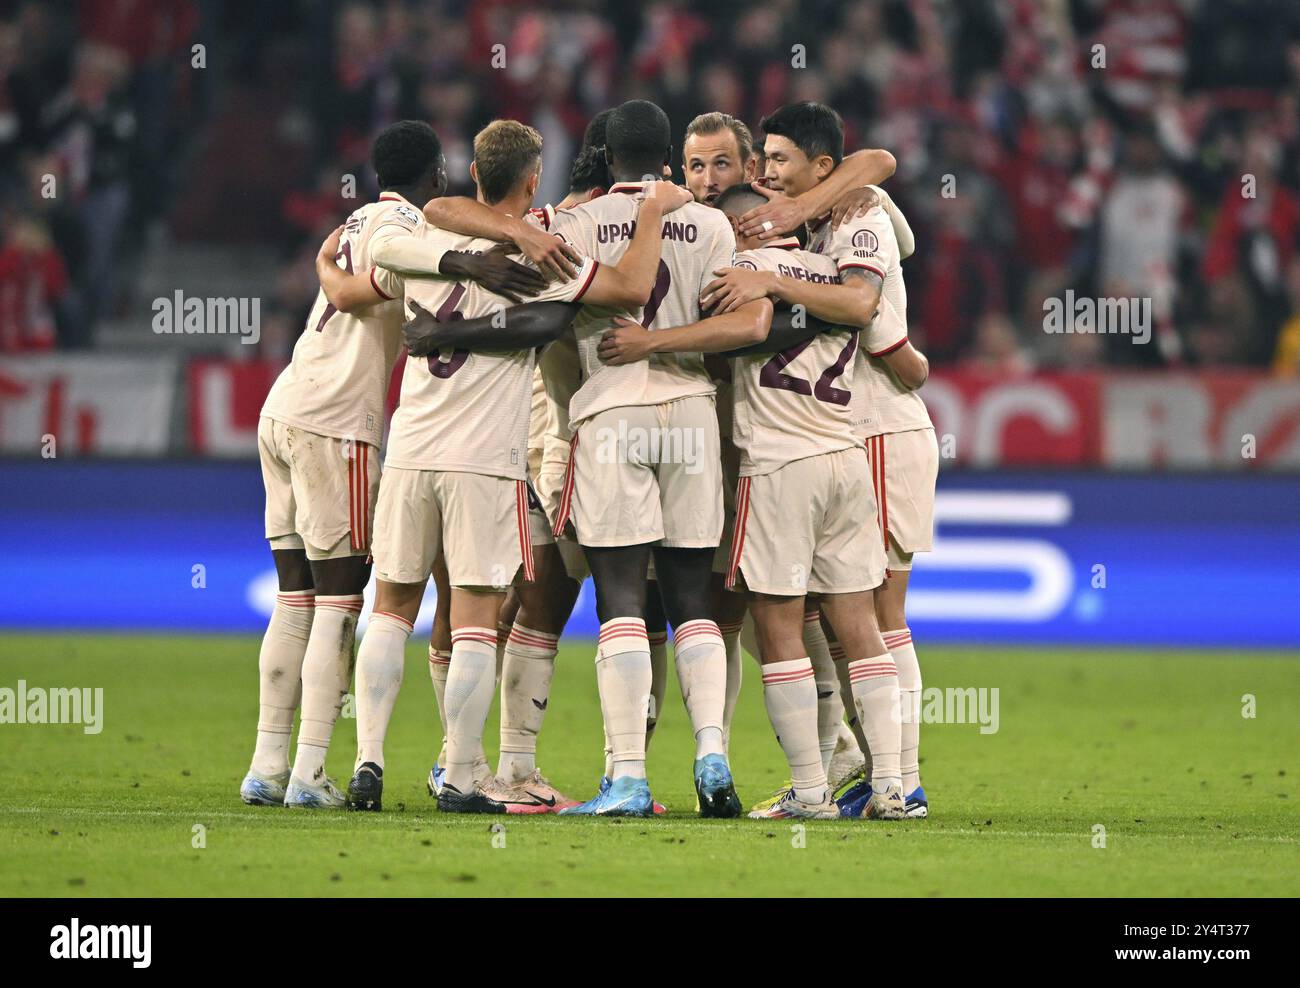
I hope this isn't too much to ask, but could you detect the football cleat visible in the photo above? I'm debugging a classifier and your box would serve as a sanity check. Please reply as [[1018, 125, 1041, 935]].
[[863, 784, 906, 820], [827, 744, 867, 793], [749, 782, 792, 814], [598, 775, 667, 814], [694, 753, 741, 818], [905, 785, 928, 818], [560, 776, 655, 817], [240, 768, 289, 806], [747, 788, 839, 820], [834, 778, 872, 818], [476, 775, 557, 815], [437, 780, 507, 814], [427, 764, 446, 798], [346, 762, 383, 812], [284, 774, 346, 809], [491, 769, 580, 812]]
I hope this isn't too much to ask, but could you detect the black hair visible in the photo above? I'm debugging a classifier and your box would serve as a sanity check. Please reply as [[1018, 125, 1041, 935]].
[[606, 99, 672, 179], [712, 182, 769, 216], [569, 145, 610, 194], [371, 120, 443, 190], [759, 101, 844, 167], [714, 183, 808, 246], [583, 108, 614, 151]]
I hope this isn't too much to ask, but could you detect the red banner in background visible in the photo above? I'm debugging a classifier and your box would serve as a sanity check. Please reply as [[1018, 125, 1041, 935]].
[[0, 354, 178, 456], [188, 359, 285, 456], [4, 354, 1298, 468], [923, 372, 1102, 466], [922, 370, 1300, 470]]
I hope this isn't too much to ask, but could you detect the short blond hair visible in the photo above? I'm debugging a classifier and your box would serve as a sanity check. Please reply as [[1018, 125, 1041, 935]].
[[684, 112, 755, 164], [473, 120, 543, 203]]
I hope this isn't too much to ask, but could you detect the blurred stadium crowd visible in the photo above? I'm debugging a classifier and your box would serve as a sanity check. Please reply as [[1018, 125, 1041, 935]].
[[4, 0, 1300, 373]]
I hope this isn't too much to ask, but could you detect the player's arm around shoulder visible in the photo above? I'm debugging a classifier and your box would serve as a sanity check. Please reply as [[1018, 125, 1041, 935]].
[[597, 297, 773, 365], [315, 225, 388, 313], [422, 196, 582, 281]]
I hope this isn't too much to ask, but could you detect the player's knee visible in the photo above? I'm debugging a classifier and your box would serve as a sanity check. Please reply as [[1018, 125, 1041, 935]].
[[308, 554, 370, 596], [272, 548, 313, 592]]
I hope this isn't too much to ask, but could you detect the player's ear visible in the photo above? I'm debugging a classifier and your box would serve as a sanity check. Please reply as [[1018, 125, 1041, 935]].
[[469, 160, 479, 185], [814, 154, 835, 181], [587, 187, 606, 202], [743, 155, 758, 181]]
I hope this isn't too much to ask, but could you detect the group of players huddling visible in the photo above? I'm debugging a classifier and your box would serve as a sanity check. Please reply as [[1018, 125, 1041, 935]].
[[240, 96, 937, 821]]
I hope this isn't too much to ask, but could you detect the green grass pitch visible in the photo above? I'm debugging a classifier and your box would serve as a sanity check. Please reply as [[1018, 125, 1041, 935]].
[[1, 633, 1296, 897]]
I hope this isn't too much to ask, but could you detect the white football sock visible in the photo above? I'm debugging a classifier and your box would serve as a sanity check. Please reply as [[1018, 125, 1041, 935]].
[[719, 619, 744, 753], [803, 612, 843, 776], [646, 630, 668, 749], [251, 589, 315, 776], [354, 610, 412, 771], [885, 628, 922, 793], [595, 618, 651, 781], [428, 644, 450, 769], [292, 594, 362, 783], [498, 624, 559, 783], [847, 654, 902, 791], [673, 619, 727, 759], [444, 627, 499, 793], [831, 638, 872, 774], [761, 658, 827, 804]]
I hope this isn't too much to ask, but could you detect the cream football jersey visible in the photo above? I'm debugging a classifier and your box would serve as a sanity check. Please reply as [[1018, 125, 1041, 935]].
[[261, 193, 426, 448], [808, 204, 931, 437], [550, 182, 735, 426], [729, 240, 861, 476], [382, 228, 599, 480], [538, 328, 582, 455]]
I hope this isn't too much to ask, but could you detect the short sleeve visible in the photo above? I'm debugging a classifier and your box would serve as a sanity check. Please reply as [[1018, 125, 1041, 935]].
[[826, 208, 898, 283], [533, 256, 600, 304], [862, 292, 908, 357], [369, 264, 403, 301]]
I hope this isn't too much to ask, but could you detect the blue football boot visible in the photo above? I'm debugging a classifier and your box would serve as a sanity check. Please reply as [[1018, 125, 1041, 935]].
[[694, 753, 741, 818], [835, 778, 873, 819], [559, 775, 655, 817], [905, 785, 928, 818]]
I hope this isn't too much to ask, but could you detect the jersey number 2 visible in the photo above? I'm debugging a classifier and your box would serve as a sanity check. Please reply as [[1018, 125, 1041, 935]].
[[757, 333, 858, 406]]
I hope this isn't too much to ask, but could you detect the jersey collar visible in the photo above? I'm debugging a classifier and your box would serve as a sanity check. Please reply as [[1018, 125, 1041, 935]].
[[764, 236, 801, 251], [609, 181, 650, 195], [378, 191, 412, 204]]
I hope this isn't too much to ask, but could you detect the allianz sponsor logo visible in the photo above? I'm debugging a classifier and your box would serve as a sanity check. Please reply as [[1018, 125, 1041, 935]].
[[50, 918, 151, 968], [0, 680, 103, 734], [152, 290, 261, 345], [910, 491, 1074, 623]]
